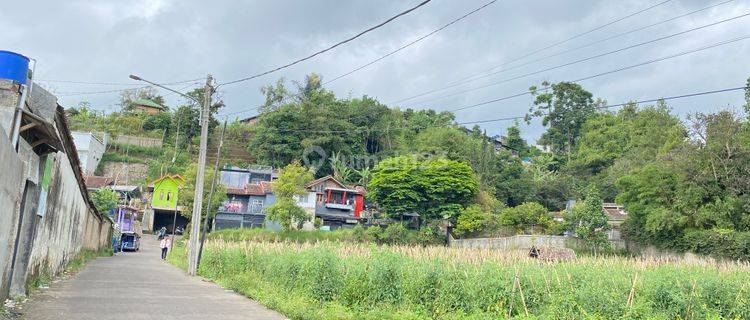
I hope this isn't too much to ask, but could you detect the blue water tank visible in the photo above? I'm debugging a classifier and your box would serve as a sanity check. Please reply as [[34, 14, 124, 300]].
[[0, 50, 30, 85]]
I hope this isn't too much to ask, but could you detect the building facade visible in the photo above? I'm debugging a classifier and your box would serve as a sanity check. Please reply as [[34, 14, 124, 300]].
[[71, 131, 106, 175]]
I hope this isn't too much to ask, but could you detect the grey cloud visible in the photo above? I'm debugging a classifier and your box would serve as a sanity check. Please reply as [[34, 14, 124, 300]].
[[2, 0, 748, 143]]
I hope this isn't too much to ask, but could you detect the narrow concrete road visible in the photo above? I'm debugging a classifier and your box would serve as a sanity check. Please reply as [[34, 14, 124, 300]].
[[20, 235, 286, 320]]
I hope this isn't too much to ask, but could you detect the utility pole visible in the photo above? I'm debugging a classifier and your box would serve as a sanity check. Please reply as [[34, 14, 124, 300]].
[[187, 74, 213, 276], [197, 119, 227, 267]]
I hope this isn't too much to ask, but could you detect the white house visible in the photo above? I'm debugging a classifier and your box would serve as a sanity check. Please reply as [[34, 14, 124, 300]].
[[71, 131, 106, 175]]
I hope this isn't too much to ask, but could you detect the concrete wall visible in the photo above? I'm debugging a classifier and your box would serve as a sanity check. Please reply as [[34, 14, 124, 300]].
[[450, 235, 628, 251], [113, 134, 162, 148], [103, 162, 149, 183], [0, 127, 26, 301], [0, 80, 112, 300], [26, 152, 111, 279], [450, 235, 569, 250]]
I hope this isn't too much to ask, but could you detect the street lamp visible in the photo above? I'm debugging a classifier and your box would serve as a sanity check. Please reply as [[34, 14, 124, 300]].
[[129, 74, 202, 104], [131, 74, 214, 276]]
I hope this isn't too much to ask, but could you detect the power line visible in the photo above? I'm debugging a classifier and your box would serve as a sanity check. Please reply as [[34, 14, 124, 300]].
[[218, 0, 496, 118], [249, 84, 749, 134], [447, 35, 750, 112], [448, 0, 674, 85], [323, 0, 497, 85], [218, 0, 434, 87], [55, 80, 203, 97], [36, 78, 204, 86], [218, 30, 749, 125], [405, 11, 750, 107], [458, 85, 749, 126], [390, 0, 736, 105]]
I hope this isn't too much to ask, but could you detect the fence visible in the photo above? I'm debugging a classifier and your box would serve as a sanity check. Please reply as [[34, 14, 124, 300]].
[[450, 235, 570, 250], [450, 235, 629, 251]]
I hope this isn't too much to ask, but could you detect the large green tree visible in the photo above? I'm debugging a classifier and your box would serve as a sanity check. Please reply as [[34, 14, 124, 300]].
[[369, 156, 478, 221], [530, 81, 596, 160]]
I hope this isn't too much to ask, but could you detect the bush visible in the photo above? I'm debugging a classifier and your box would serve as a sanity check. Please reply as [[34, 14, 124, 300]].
[[682, 229, 750, 260]]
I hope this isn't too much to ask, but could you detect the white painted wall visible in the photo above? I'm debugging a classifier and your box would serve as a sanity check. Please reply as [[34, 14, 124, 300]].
[[71, 132, 106, 175]]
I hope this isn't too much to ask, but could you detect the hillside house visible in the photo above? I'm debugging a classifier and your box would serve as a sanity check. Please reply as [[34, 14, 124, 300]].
[[146, 175, 186, 232], [71, 131, 106, 175], [306, 176, 365, 229], [214, 166, 277, 230], [239, 115, 259, 125], [602, 203, 628, 242], [130, 99, 166, 115]]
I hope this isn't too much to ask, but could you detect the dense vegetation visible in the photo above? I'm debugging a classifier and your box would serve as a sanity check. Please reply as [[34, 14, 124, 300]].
[[171, 239, 750, 319], [69, 74, 750, 259], [246, 75, 750, 258]]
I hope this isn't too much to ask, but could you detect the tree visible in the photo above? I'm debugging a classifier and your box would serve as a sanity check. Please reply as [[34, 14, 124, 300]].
[[329, 152, 353, 184], [91, 188, 118, 215], [529, 81, 597, 160], [260, 78, 289, 113], [178, 164, 228, 220], [353, 166, 372, 186], [498, 202, 553, 234], [369, 156, 478, 221], [566, 186, 610, 252], [502, 122, 531, 157], [265, 162, 315, 230]]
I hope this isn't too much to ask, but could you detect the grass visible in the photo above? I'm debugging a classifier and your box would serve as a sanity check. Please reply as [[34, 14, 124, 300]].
[[208, 228, 360, 243], [170, 237, 750, 319], [208, 225, 444, 246], [101, 152, 148, 164]]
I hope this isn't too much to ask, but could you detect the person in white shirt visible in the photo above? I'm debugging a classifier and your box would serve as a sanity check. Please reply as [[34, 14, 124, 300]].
[[159, 236, 172, 260]]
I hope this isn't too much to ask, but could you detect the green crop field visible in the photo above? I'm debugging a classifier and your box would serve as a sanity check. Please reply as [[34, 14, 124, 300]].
[[169, 238, 750, 320]]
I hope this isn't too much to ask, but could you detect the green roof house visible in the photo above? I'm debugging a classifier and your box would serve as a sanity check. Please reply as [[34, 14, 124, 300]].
[[150, 174, 185, 210], [131, 99, 166, 115]]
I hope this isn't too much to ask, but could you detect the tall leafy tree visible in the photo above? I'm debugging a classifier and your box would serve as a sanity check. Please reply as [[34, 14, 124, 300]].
[[369, 156, 478, 221], [529, 81, 596, 160]]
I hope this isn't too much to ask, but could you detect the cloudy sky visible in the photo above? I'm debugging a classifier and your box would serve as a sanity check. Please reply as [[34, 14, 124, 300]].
[[2, 0, 749, 142]]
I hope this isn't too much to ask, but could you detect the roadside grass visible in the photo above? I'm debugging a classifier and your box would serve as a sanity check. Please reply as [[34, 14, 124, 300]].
[[208, 225, 444, 247], [170, 238, 750, 319]]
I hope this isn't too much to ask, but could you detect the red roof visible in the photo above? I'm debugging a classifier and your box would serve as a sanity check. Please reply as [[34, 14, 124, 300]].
[[305, 175, 346, 189], [85, 176, 114, 189], [227, 181, 271, 196]]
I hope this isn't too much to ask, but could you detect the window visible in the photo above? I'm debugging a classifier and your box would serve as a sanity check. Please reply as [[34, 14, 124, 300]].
[[316, 194, 323, 202], [167, 192, 172, 201], [252, 199, 263, 206], [159, 191, 164, 200]]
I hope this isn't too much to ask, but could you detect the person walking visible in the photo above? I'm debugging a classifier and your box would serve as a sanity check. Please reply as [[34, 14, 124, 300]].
[[160, 235, 172, 260]]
